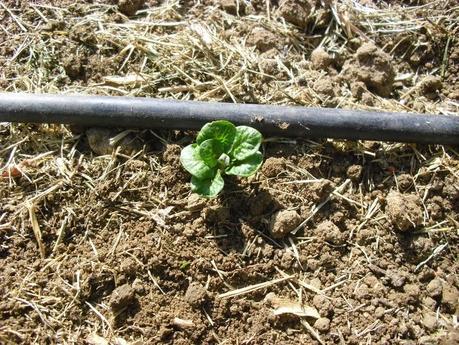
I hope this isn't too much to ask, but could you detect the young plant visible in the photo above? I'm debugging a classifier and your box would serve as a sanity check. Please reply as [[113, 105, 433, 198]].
[[180, 120, 263, 198]]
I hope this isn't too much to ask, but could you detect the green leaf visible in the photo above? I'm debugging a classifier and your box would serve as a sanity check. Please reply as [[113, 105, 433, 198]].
[[198, 139, 223, 168], [197, 120, 236, 152], [230, 126, 263, 161], [180, 144, 215, 179], [191, 170, 224, 198], [226, 151, 263, 177]]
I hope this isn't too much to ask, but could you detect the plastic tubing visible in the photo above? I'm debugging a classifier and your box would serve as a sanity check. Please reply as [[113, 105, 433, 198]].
[[0, 92, 458, 145]]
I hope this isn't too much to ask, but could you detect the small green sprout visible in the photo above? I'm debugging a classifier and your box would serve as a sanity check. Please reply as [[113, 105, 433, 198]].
[[180, 120, 263, 198]]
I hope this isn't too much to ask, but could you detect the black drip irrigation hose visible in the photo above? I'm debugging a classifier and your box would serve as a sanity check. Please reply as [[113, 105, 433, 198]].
[[0, 92, 458, 145]]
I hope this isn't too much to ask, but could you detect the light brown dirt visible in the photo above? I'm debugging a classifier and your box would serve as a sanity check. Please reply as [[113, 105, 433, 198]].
[[341, 42, 396, 97], [386, 191, 424, 231], [0, 0, 458, 344], [246, 27, 280, 53], [277, 0, 312, 29], [310, 47, 333, 70], [269, 210, 302, 239]]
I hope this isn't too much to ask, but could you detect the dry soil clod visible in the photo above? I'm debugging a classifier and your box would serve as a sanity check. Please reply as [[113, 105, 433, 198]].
[[184, 282, 209, 308], [109, 284, 137, 313], [426, 279, 443, 299], [246, 27, 279, 53], [385, 191, 423, 231], [315, 220, 346, 245], [419, 75, 443, 99], [269, 210, 302, 239], [277, 0, 312, 29], [310, 47, 333, 70], [261, 157, 286, 178], [341, 42, 396, 97], [218, 0, 246, 15], [313, 317, 331, 333], [118, 0, 146, 16]]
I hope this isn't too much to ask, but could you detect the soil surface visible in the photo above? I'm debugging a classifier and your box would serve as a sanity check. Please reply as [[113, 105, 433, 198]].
[[1, 1, 458, 344]]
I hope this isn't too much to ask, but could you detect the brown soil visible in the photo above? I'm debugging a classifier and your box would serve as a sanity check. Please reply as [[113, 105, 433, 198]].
[[1, 1, 458, 344]]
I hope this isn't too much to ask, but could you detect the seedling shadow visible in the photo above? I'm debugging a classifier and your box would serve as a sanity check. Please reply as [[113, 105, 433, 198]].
[[207, 177, 280, 256]]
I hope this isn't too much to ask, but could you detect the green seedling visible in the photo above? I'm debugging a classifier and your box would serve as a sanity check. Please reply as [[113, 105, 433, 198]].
[[180, 120, 263, 198]]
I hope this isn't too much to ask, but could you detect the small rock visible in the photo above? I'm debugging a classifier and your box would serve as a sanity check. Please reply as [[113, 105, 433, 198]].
[[448, 89, 459, 100], [42, 19, 64, 32], [307, 179, 334, 203], [418, 267, 436, 282], [412, 100, 426, 112], [348, 37, 362, 50], [355, 284, 371, 300], [183, 224, 195, 238], [386, 191, 423, 231], [422, 312, 437, 330], [62, 55, 86, 79], [310, 278, 322, 290], [269, 210, 302, 239], [86, 128, 115, 155], [118, 0, 145, 16], [186, 193, 206, 212], [184, 282, 208, 308], [109, 284, 136, 312], [310, 47, 333, 70], [426, 279, 443, 299], [361, 92, 374, 106], [356, 228, 374, 245], [132, 278, 145, 294], [162, 144, 181, 164], [363, 275, 379, 288], [412, 236, 434, 253], [314, 317, 331, 333], [258, 54, 279, 75], [443, 183, 459, 201], [120, 257, 138, 276]]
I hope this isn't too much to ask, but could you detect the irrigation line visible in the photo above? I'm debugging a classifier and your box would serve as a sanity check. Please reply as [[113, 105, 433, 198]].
[[0, 92, 458, 145]]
